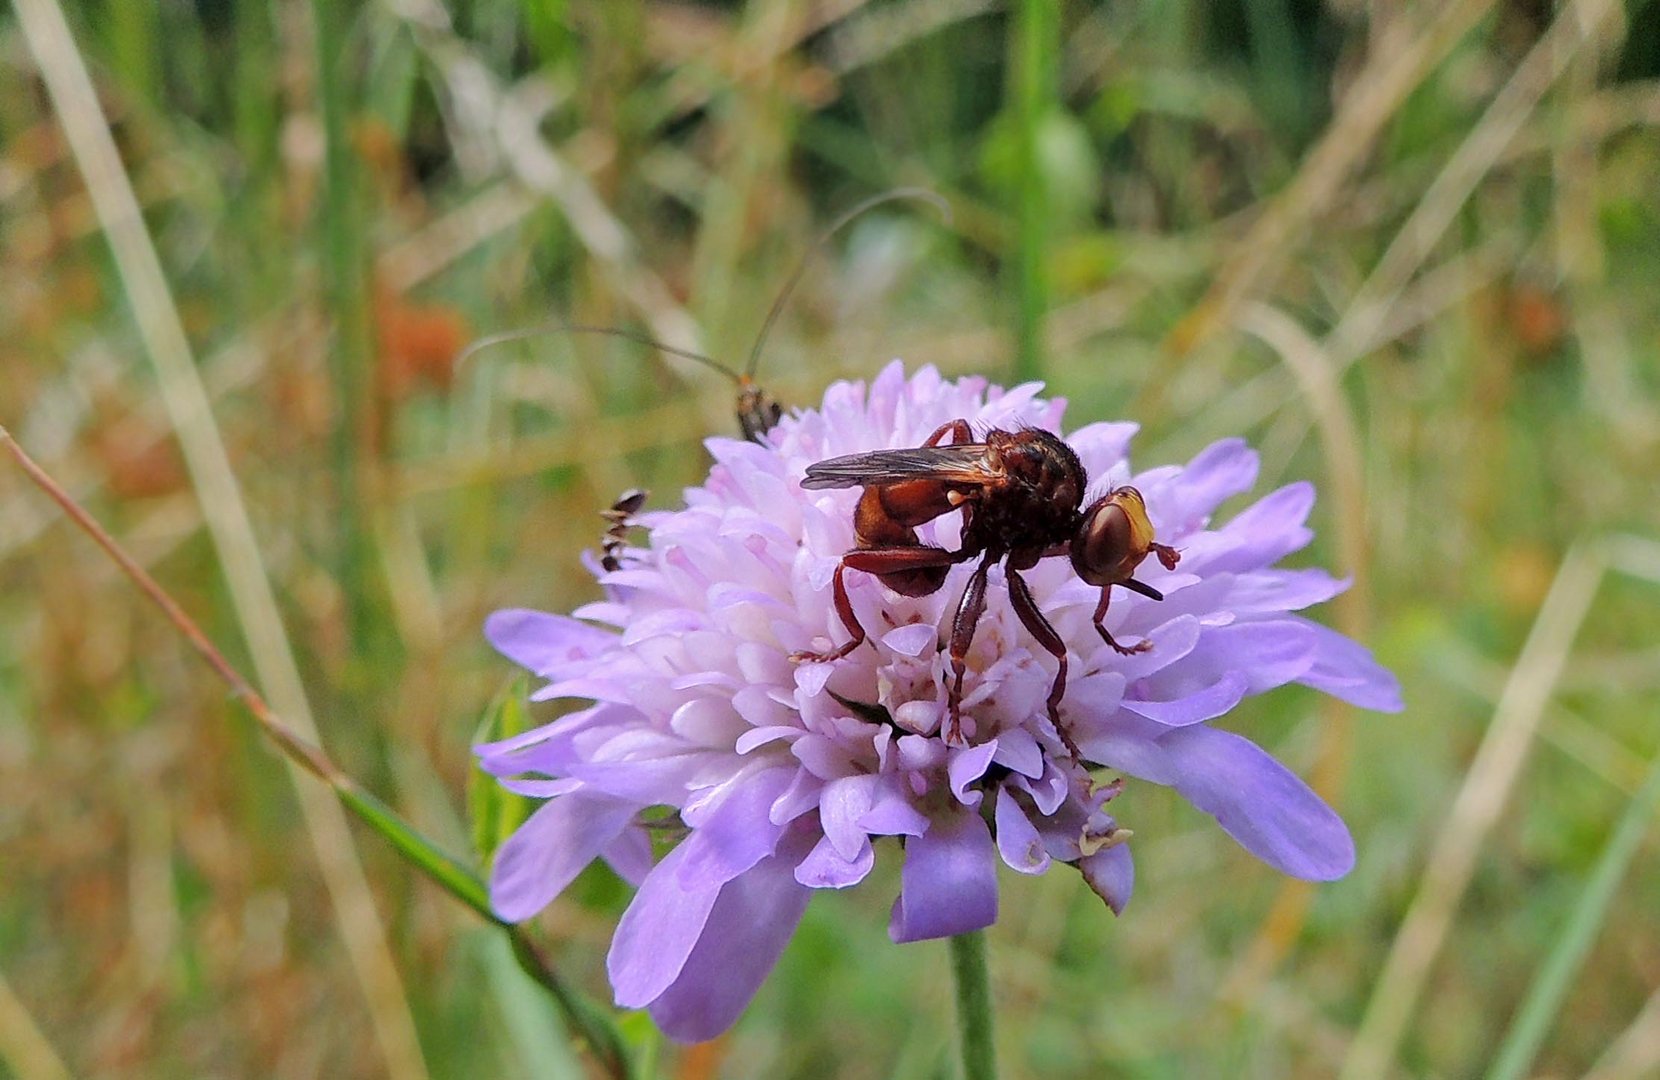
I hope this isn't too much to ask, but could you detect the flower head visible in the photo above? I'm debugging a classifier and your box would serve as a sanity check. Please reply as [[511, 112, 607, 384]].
[[477, 362, 1401, 1041]]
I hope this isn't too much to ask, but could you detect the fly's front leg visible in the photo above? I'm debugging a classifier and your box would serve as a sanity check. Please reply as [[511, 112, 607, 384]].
[[1006, 569, 1080, 761], [945, 556, 994, 743], [1092, 584, 1153, 656], [790, 545, 965, 664]]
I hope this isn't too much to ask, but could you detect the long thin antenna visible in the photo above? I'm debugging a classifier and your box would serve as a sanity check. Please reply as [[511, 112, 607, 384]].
[[456, 187, 952, 443], [455, 322, 743, 382], [745, 187, 952, 380]]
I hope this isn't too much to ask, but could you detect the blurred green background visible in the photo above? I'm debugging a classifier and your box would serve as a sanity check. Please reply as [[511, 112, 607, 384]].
[[2, 0, 1659, 1077]]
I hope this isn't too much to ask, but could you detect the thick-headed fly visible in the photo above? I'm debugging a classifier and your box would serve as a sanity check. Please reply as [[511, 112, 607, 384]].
[[792, 421, 1180, 752]]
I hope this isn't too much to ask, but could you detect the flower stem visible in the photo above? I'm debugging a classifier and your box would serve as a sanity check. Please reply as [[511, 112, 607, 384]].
[[949, 931, 998, 1080]]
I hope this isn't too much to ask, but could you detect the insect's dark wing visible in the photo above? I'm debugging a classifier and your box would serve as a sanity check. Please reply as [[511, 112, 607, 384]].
[[800, 444, 995, 489]]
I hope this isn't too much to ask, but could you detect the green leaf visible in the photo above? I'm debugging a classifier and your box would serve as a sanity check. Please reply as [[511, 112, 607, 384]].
[[470, 675, 537, 867], [337, 779, 495, 921]]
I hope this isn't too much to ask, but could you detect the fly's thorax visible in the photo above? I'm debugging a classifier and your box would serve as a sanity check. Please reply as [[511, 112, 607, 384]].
[[973, 429, 1088, 554]]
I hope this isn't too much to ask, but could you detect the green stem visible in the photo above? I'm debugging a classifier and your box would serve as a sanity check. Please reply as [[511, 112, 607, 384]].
[[950, 931, 997, 1080]]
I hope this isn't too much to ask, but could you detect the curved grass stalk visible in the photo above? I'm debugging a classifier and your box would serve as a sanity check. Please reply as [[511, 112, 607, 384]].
[[0, 427, 634, 1080]]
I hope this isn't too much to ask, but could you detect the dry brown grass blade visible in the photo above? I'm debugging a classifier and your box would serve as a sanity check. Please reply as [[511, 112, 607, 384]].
[[1339, 544, 1606, 1080], [1156, 0, 1496, 364], [10, 1, 428, 1075], [1587, 983, 1660, 1080], [0, 968, 70, 1080], [1325, 0, 1626, 368], [1216, 304, 1371, 999]]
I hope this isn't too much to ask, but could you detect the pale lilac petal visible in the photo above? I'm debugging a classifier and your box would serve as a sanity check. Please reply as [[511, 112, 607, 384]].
[[490, 793, 641, 921], [890, 807, 998, 943], [895, 734, 947, 773], [566, 755, 707, 803], [474, 706, 617, 776], [1162, 621, 1318, 696], [1010, 764, 1070, 815], [882, 623, 938, 657], [1157, 438, 1258, 530], [601, 825, 654, 887], [1079, 843, 1134, 914], [860, 781, 931, 836], [1077, 722, 1177, 784], [1064, 670, 1127, 722], [1097, 618, 1200, 681], [1161, 725, 1354, 880], [994, 788, 1050, 874], [1121, 672, 1250, 726], [735, 725, 803, 754], [498, 777, 580, 798], [948, 741, 999, 807], [530, 676, 628, 703], [646, 851, 812, 1042], [484, 608, 616, 673], [1294, 619, 1404, 711], [769, 768, 823, 825], [608, 840, 723, 1007], [991, 727, 1044, 779], [795, 834, 875, 889], [675, 768, 794, 890], [1192, 483, 1316, 574], [819, 775, 879, 860], [1227, 569, 1349, 613], [1068, 421, 1139, 472]]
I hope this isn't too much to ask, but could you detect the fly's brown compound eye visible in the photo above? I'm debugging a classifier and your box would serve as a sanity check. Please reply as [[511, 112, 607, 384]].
[[1071, 498, 1133, 586]]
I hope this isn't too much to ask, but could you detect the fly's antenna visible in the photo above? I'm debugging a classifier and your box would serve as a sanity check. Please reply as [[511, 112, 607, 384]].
[[455, 322, 743, 385], [744, 187, 952, 383]]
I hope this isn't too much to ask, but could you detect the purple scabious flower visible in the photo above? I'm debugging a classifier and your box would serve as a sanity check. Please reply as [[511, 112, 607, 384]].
[[477, 362, 1401, 1041]]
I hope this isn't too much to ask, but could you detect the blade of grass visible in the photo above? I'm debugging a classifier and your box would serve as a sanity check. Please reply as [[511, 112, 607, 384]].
[[0, 967, 71, 1080], [1149, 0, 1495, 378], [480, 932, 587, 1080], [1588, 986, 1660, 1080], [1006, 0, 1057, 382], [1324, 0, 1624, 368], [0, 424, 635, 1080], [1486, 746, 1660, 1080], [10, 2, 426, 1073], [1340, 544, 1605, 1080], [1219, 304, 1371, 999], [308, 0, 384, 646]]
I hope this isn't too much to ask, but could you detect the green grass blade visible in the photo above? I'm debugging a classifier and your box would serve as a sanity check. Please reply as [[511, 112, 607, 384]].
[[333, 777, 497, 920], [1006, 0, 1058, 383], [1486, 747, 1660, 1080], [308, 0, 381, 645], [480, 931, 587, 1080]]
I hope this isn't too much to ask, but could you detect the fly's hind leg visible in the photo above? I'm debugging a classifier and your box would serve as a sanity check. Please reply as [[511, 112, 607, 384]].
[[790, 545, 966, 665], [922, 419, 973, 447]]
